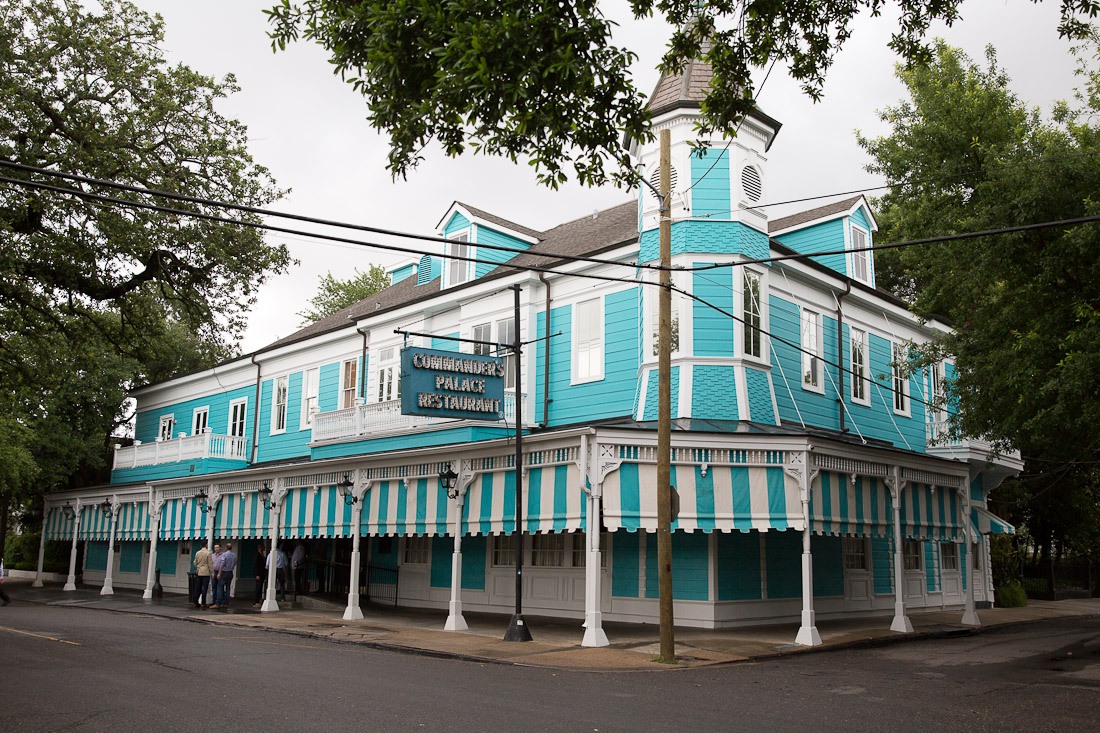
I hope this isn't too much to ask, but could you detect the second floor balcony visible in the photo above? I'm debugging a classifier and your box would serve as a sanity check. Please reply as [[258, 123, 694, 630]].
[[112, 430, 249, 471], [925, 419, 1023, 474], [312, 392, 527, 443]]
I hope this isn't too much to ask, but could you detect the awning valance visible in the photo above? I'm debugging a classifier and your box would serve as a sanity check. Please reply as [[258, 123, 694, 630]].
[[79, 503, 113, 541], [160, 497, 207, 540], [44, 505, 74, 541], [900, 482, 964, 541], [114, 501, 151, 541], [810, 472, 890, 537], [364, 477, 452, 537], [971, 506, 1015, 535], [525, 463, 585, 534], [602, 463, 803, 533], [214, 492, 272, 540], [281, 486, 356, 539]]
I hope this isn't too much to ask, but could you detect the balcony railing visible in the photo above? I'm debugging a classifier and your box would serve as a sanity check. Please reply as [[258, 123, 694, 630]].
[[925, 420, 1021, 461], [312, 393, 522, 443], [112, 430, 248, 470]]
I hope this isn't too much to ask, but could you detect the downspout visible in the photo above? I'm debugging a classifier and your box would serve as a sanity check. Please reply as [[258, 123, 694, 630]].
[[835, 281, 851, 433], [358, 327, 370, 401], [250, 354, 262, 463], [538, 272, 552, 427]]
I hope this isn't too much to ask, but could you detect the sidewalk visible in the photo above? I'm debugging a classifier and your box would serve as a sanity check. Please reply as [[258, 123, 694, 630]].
[[5, 579, 1099, 671]]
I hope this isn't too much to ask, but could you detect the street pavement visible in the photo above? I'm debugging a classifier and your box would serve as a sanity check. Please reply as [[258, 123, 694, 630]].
[[3, 577, 1099, 670]]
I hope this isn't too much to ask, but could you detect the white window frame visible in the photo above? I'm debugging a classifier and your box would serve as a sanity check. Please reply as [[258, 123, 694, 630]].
[[647, 278, 681, 360], [191, 407, 209, 436], [530, 533, 567, 567], [570, 531, 609, 568], [892, 342, 911, 416], [930, 360, 948, 423], [228, 398, 247, 439], [843, 537, 868, 571], [301, 367, 319, 428], [741, 269, 765, 360], [446, 231, 471, 287], [472, 322, 492, 356], [972, 541, 983, 570], [496, 316, 517, 390], [158, 414, 175, 442], [571, 297, 604, 384], [801, 308, 823, 393], [849, 223, 872, 285], [402, 536, 430, 565], [341, 358, 359, 409], [850, 327, 869, 405], [492, 535, 516, 567], [271, 375, 288, 434], [903, 540, 923, 571], [941, 542, 959, 571], [374, 348, 398, 404]]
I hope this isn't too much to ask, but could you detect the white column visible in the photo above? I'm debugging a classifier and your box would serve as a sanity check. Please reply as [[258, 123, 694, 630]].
[[33, 509, 48, 587], [961, 488, 980, 626], [343, 477, 369, 621], [143, 497, 162, 599], [794, 451, 821, 646], [445, 462, 473, 632], [64, 502, 81, 591], [261, 483, 286, 613], [101, 497, 118, 595], [889, 467, 913, 633], [581, 487, 609, 647]]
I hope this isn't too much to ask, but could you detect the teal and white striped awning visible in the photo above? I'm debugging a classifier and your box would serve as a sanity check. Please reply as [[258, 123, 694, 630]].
[[281, 486, 358, 539], [44, 505, 75, 541], [525, 463, 584, 533], [603, 463, 803, 533], [214, 492, 273, 540], [363, 477, 452, 537], [160, 497, 208, 540], [114, 501, 151, 541], [971, 505, 1015, 535], [900, 482, 963, 541], [79, 502, 113, 541], [810, 472, 890, 537]]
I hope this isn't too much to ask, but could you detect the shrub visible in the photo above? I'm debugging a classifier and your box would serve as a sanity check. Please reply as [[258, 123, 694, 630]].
[[996, 580, 1028, 608]]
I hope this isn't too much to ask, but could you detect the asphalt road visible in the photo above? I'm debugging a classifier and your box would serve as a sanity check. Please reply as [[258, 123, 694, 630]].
[[1, 604, 1097, 732]]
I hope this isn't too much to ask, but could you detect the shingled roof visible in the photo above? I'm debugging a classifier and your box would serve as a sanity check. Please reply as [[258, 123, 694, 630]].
[[768, 195, 865, 234], [456, 202, 544, 241]]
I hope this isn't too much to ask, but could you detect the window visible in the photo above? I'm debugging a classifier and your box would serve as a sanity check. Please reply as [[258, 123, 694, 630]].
[[272, 375, 288, 433], [497, 317, 517, 390], [375, 349, 397, 403], [972, 542, 983, 570], [192, 407, 209, 436], [403, 536, 430, 565], [843, 537, 868, 570], [158, 415, 175, 441], [492, 535, 516, 567], [892, 342, 910, 415], [743, 270, 762, 358], [850, 328, 868, 404], [903, 540, 923, 571], [850, 224, 871, 284], [302, 368, 319, 427], [941, 543, 959, 571], [573, 298, 603, 383], [472, 323, 492, 356], [341, 358, 359, 409], [930, 361, 947, 420], [228, 399, 247, 439], [447, 233, 470, 286], [801, 309, 822, 390], [530, 533, 566, 567], [570, 532, 609, 568], [649, 288, 680, 358]]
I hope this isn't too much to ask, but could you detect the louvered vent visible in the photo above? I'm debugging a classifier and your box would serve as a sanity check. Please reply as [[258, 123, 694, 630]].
[[741, 165, 762, 202], [648, 165, 678, 193]]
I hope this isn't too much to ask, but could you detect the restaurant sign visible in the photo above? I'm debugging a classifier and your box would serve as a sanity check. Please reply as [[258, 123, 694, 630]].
[[399, 347, 506, 421]]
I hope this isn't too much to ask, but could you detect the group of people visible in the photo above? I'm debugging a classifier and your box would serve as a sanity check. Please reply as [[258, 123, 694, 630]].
[[190, 540, 237, 609], [250, 541, 310, 607]]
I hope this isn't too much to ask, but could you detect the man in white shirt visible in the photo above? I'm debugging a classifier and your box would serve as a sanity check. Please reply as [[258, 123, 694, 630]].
[[291, 541, 307, 596]]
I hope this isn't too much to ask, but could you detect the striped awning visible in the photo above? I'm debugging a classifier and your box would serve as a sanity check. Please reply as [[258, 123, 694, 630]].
[[159, 497, 208, 540], [214, 492, 273, 540], [900, 482, 963, 541], [114, 501, 151, 541], [364, 477, 452, 537], [810, 472, 890, 537], [971, 506, 1015, 535], [79, 502, 113, 541], [44, 505, 75, 541], [525, 463, 585, 534], [281, 486, 358, 539], [602, 463, 804, 533]]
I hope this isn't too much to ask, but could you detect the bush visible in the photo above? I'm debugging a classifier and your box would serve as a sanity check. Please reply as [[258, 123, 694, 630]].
[[996, 580, 1028, 608], [3, 533, 69, 572]]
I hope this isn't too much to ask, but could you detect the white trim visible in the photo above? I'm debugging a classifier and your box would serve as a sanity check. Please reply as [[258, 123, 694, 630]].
[[301, 367, 319, 429], [228, 398, 248, 439], [444, 231, 473, 288], [847, 222, 873, 286], [891, 341, 912, 417], [571, 296, 605, 384], [191, 407, 209, 436], [740, 268, 768, 364], [270, 375, 289, 435], [849, 327, 870, 406], [800, 307, 825, 394], [158, 414, 175, 442]]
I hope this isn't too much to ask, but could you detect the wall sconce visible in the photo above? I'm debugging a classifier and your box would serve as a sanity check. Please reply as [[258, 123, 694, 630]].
[[439, 463, 459, 500], [62, 501, 74, 519], [337, 473, 356, 505], [100, 498, 114, 518], [195, 488, 210, 514], [259, 482, 275, 510]]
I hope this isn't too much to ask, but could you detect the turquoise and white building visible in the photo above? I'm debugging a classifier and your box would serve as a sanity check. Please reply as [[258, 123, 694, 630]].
[[32, 56, 1020, 646]]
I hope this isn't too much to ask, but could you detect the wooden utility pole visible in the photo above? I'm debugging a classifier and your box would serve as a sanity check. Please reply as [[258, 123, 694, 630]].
[[656, 128, 676, 663]]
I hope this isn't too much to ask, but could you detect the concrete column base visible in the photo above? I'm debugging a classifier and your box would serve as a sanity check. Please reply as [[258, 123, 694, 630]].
[[32, 580, 44, 588], [142, 587, 153, 600], [444, 600, 468, 631], [795, 610, 822, 646], [890, 603, 914, 633], [961, 609, 981, 626], [100, 582, 114, 596], [260, 599, 280, 613], [63, 579, 76, 591], [343, 603, 364, 621], [581, 612, 609, 647]]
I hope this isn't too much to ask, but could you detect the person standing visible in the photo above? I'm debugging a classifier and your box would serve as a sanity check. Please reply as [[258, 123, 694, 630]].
[[217, 542, 237, 609], [1, 559, 11, 606], [252, 544, 267, 608], [274, 543, 288, 601], [210, 543, 224, 608], [291, 541, 307, 597], [193, 540, 212, 609]]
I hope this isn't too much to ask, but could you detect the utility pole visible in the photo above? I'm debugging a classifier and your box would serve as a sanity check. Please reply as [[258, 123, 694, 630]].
[[656, 128, 676, 663], [504, 284, 533, 641]]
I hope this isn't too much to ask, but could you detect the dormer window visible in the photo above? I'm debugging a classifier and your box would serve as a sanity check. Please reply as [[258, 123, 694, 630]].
[[447, 232, 471, 286], [849, 223, 872, 284]]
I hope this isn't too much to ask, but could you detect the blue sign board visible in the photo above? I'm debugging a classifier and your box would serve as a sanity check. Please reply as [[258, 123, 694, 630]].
[[399, 347, 506, 421]]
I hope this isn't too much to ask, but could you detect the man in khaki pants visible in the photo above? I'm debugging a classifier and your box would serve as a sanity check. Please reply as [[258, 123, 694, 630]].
[[192, 540, 213, 609]]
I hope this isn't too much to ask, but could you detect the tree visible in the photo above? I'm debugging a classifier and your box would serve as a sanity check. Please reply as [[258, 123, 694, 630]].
[[297, 265, 391, 325], [0, 0, 290, 550], [859, 40, 1100, 581], [268, 0, 1100, 188]]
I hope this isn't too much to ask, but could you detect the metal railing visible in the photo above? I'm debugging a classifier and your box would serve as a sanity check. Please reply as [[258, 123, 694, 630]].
[[112, 431, 249, 470], [312, 392, 523, 443]]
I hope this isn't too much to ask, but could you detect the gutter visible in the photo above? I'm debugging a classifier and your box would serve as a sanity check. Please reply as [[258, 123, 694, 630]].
[[538, 273, 552, 427], [358, 327, 370, 401], [835, 281, 851, 433], [250, 354, 263, 463]]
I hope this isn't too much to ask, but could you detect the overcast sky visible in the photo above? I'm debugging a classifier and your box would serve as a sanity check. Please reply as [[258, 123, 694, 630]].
[[129, 0, 1083, 353]]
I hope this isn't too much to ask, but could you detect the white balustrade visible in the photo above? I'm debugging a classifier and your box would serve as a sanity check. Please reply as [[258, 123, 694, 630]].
[[312, 393, 523, 443], [112, 432, 249, 470]]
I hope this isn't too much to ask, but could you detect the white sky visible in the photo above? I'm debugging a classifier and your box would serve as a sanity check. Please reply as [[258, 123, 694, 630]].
[[129, 0, 1083, 353]]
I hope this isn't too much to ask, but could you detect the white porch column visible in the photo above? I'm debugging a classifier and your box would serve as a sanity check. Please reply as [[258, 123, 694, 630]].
[[64, 501, 82, 591], [143, 494, 163, 600], [261, 482, 287, 613], [445, 461, 474, 632], [33, 508, 48, 587], [582, 438, 619, 647], [791, 450, 821, 646], [101, 496, 119, 595], [343, 475, 370, 621], [887, 467, 913, 633], [960, 487, 980, 626]]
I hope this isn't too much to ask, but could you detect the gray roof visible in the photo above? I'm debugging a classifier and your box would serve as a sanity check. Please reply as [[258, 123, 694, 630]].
[[769, 195, 864, 234], [456, 201, 544, 241], [646, 55, 714, 117]]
